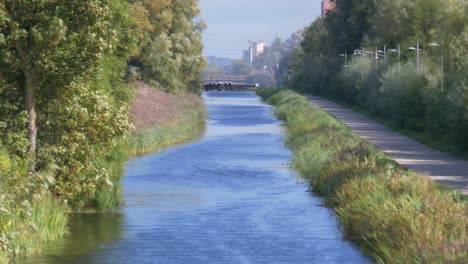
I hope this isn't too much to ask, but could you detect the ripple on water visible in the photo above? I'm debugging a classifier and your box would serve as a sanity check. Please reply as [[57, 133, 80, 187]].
[[16, 91, 371, 264]]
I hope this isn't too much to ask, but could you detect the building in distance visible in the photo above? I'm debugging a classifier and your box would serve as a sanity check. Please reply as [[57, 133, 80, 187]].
[[321, 0, 335, 17], [243, 41, 267, 65]]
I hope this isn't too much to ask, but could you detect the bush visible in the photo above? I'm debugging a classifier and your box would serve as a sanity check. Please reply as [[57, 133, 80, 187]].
[[379, 62, 428, 130]]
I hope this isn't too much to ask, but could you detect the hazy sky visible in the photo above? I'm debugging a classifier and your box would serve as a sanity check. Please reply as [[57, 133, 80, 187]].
[[200, 0, 321, 59]]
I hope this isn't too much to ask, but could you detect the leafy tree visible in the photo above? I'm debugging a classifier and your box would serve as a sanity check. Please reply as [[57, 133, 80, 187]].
[[130, 0, 206, 93], [325, 0, 376, 54], [282, 0, 468, 155], [276, 31, 303, 85], [252, 37, 284, 73], [231, 59, 252, 76], [0, 0, 118, 168]]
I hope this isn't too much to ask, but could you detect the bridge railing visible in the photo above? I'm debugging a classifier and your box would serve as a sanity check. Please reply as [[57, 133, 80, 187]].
[[203, 81, 258, 91]]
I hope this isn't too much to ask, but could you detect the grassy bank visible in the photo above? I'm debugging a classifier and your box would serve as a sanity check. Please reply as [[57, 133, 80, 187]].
[[257, 88, 467, 263], [0, 150, 69, 260], [128, 82, 206, 156]]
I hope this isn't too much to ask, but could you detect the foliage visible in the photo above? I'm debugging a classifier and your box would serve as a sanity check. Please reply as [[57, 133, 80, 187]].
[[284, 0, 468, 156], [258, 88, 468, 263], [0, 0, 124, 166], [203, 64, 223, 75], [378, 62, 428, 130], [252, 37, 284, 73], [249, 33, 304, 87], [0, 0, 207, 259], [231, 59, 252, 76], [0, 0, 206, 259], [0, 143, 68, 256], [130, 0, 206, 93]]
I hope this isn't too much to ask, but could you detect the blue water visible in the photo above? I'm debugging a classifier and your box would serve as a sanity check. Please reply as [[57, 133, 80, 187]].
[[18, 91, 370, 264]]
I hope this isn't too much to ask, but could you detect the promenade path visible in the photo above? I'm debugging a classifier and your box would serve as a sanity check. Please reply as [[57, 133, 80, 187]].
[[309, 96, 468, 194]]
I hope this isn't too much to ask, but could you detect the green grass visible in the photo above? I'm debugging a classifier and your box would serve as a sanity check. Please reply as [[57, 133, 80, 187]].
[[0, 194, 69, 258], [29, 195, 69, 243], [128, 106, 206, 157], [258, 87, 467, 264]]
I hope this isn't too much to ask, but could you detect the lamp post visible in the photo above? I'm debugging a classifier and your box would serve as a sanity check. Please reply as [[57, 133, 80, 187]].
[[389, 43, 401, 73], [362, 49, 365, 80], [378, 45, 387, 64], [372, 47, 385, 71], [429, 42, 444, 92], [354, 48, 380, 80], [374, 47, 378, 70], [408, 40, 420, 73], [340, 51, 348, 67], [354, 48, 370, 81]]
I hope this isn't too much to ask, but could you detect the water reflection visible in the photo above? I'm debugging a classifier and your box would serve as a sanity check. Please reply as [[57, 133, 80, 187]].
[[15, 214, 123, 264], [17, 91, 371, 264]]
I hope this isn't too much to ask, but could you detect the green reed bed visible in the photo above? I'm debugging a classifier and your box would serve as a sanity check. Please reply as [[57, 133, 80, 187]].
[[0, 149, 68, 259], [257, 87, 467, 263]]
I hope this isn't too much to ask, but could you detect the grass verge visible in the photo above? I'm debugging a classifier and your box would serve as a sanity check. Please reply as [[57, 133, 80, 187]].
[[128, 82, 206, 156], [258, 87, 467, 263], [128, 109, 205, 156]]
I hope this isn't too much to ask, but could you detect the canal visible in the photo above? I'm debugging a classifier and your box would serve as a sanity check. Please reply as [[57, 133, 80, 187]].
[[18, 91, 369, 263]]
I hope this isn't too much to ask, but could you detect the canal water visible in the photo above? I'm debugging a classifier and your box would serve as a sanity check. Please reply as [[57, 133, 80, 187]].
[[18, 91, 370, 264]]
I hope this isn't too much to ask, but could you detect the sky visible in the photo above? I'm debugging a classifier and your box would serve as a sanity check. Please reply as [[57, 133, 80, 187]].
[[199, 0, 321, 59]]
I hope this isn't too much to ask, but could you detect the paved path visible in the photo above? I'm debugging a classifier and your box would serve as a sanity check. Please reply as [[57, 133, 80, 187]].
[[309, 96, 468, 194]]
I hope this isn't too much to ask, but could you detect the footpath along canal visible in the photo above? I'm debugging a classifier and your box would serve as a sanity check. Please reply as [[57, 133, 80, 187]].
[[17, 91, 370, 264]]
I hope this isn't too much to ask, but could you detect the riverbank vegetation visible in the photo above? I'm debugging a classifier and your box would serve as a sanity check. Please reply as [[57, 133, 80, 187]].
[[269, 0, 468, 158], [0, 0, 205, 259], [258, 88, 467, 263], [128, 82, 206, 157]]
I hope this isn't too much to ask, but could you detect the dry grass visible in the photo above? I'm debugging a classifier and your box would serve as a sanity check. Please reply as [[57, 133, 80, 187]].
[[128, 81, 206, 156], [130, 81, 204, 129]]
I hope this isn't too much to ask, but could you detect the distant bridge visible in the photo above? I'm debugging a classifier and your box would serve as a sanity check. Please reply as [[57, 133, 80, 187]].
[[203, 81, 258, 91], [203, 74, 259, 91], [203, 74, 248, 83]]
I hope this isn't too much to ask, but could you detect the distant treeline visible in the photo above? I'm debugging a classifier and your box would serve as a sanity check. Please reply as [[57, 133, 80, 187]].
[[0, 0, 205, 258], [283, 0, 468, 154]]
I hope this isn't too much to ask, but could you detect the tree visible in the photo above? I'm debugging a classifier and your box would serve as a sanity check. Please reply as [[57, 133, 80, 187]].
[[0, 0, 118, 169], [325, 0, 376, 53], [130, 0, 206, 93], [231, 59, 252, 75]]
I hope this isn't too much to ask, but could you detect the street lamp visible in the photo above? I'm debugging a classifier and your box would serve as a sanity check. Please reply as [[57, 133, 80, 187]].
[[354, 48, 373, 81], [340, 51, 348, 68], [389, 43, 401, 73], [407, 40, 421, 73], [353, 48, 385, 79], [429, 42, 444, 92], [377, 45, 387, 63]]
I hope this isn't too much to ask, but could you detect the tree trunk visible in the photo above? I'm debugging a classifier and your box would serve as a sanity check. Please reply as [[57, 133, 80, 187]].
[[25, 71, 37, 170]]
